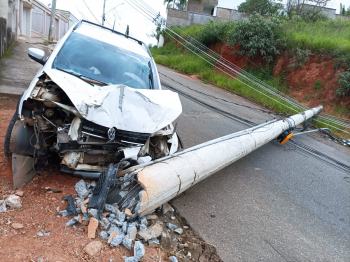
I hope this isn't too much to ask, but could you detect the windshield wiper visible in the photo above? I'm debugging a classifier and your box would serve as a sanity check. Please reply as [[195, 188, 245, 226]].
[[148, 61, 154, 90], [80, 75, 108, 86], [56, 67, 94, 86]]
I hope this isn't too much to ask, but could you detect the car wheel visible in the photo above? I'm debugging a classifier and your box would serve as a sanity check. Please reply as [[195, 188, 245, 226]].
[[4, 113, 18, 160]]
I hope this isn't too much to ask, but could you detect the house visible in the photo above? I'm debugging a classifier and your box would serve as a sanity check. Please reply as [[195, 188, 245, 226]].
[[166, 0, 249, 27], [0, 0, 77, 59]]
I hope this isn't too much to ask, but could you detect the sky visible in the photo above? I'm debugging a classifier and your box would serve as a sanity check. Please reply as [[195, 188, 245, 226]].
[[41, 0, 345, 46]]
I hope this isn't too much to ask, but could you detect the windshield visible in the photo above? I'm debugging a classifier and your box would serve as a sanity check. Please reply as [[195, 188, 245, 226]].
[[52, 32, 154, 89]]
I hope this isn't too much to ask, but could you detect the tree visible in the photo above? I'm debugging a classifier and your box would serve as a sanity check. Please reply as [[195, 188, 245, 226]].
[[237, 0, 284, 16], [148, 20, 165, 45], [164, 0, 188, 10], [285, 0, 330, 21], [340, 3, 350, 16], [228, 14, 286, 64]]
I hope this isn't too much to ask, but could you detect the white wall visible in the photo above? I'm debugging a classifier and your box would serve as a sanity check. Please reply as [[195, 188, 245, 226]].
[[218, 0, 241, 10]]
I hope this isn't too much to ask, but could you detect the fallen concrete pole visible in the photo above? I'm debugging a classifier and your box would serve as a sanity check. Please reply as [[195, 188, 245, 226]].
[[129, 106, 323, 216]]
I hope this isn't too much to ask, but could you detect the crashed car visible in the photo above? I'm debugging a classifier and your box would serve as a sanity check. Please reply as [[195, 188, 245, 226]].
[[5, 20, 183, 189]]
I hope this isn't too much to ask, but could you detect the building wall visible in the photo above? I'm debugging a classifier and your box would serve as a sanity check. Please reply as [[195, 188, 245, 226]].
[[166, 8, 250, 27], [0, 0, 18, 60]]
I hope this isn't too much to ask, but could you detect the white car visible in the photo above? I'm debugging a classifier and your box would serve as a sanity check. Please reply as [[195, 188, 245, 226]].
[[5, 20, 183, 188]]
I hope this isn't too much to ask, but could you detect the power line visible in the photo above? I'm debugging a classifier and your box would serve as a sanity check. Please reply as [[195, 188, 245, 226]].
[[123, 0, 350, 136], [82, 0, 101, 25]]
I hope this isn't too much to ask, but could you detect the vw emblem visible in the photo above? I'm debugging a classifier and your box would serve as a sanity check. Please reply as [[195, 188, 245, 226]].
[[107, 127, 116, 141]]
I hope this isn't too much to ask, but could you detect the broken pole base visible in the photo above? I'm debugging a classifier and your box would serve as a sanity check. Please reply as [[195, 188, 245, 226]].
[[12, 153, 36, 189]]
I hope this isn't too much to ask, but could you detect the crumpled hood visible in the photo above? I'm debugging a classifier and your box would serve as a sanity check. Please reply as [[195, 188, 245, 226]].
[[45, 69, 182, 133]]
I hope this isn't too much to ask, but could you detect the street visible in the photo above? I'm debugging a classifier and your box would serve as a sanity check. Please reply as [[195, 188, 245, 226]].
[[157, 65, 350, 261]]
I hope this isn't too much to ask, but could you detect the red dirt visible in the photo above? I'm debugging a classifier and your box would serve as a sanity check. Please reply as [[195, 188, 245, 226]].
[[213, 43, 266, 76], [208, 44, 350, 118], [0, 97, 164, 262], [273, 53, 350, 113]]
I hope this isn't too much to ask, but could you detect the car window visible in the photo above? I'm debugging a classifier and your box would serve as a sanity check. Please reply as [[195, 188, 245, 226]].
[[52, 32, 154, 89]]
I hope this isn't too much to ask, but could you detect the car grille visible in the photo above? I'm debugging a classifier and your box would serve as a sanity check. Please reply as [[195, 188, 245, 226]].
[[81, 119, 150, 145]]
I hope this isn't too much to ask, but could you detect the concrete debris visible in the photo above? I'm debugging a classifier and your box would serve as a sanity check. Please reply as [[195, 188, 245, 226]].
[[162, 202, 172, 214], [129, 227, 137, 240], [37, 231, 44, 237], [6, 195, 22, 209], [66, 217, 78, 227], [75, 179, 90, 199], [84, 241, 102, 257], [99, 231, 108, 240], [134, 241, 145, 260], [123, 236, 133, 251], [179, 243, 189, 248], [139, 224, 147, 231], [116, 210, 126, 222], [160, 231, 172, 250], [100, 217, 110, 230], [105, 204, 118, 214], [0, 199, 6, 212], [88, 208, 98, 218], [11, 223, 24, 229], [167, 223, 177, 230], [148, 238, 160, 248], [88, 218, 99, 238], [140, 217, 147, 225], [171, 216, 176, 220], [146, 214, 157, 220], [44, 231, 51, 236], [110, 233, 124, 247], [169, 256, 178, 262], [137, 223, 163, 241], [125, 208, 132, 217], [183, 226, 189, 229], [59, 210, 68, 217], [124, 257, 136, 262], [174, 228, 183, 235], [15, 190, 24, 197], [187, 251, 191, 258]]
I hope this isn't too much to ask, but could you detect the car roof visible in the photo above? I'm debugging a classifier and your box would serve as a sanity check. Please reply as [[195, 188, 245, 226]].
[[74, 21, 151, 59]]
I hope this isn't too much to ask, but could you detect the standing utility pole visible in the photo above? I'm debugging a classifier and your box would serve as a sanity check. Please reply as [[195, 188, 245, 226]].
[[102, 0, 106, 26], [48, 0, 56, 41]]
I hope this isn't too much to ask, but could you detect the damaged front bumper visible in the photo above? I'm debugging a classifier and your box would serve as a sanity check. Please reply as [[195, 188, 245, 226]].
[[10, 70, 182, 188]]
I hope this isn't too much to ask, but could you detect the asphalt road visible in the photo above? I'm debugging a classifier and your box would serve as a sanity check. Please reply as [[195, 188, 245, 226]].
[[157, 65, 350, 262]]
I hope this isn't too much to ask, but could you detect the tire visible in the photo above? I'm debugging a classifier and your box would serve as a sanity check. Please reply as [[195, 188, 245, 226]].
[[4, 113, 18, 160]]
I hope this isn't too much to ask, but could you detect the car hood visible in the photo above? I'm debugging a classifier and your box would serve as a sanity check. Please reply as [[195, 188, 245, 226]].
[[44, 69, 182, 133]]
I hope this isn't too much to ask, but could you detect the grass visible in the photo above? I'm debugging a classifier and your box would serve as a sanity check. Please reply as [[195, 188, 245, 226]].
[[314, 80, 322, 90], [2, 42, 14, 59], [283, 19, 350, 55], [151, 44, 299, 115]]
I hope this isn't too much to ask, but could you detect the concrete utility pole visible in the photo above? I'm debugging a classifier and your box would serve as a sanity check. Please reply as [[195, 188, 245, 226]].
[[102, 0, 106, 26], [48, 0, 56, 42]]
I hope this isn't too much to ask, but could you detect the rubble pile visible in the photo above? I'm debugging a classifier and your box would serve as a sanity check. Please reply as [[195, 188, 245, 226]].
[[58, 179, 164, 261], [56, 179, 222, 261]]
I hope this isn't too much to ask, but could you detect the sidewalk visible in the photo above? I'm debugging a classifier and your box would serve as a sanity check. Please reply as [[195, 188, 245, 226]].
[[0, 39, 49, 96]]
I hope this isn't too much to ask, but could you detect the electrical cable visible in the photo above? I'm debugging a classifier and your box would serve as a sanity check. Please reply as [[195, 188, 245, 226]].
[[129, 0, 350, 132], [82, 0, 102, 25], [161, 80, 350, 173]]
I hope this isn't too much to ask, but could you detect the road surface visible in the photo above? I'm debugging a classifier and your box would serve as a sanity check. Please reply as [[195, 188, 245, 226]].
[[157, 64, 350, 262]]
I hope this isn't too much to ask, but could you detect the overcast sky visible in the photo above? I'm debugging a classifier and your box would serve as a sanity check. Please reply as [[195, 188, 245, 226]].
[[40, 0, 345, 45]]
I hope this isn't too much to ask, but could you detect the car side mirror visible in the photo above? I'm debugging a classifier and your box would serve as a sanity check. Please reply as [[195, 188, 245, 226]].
[[28, 48, 46, 65]]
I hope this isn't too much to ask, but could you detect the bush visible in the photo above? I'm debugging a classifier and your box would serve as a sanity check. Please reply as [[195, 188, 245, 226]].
[[238, 0, 284, 16], [336, 71, 350, 97], [288, 48, 310, 69], [195, 20, 236, 46], [228, 14, 286, 63], [314, 80, 322, 90]]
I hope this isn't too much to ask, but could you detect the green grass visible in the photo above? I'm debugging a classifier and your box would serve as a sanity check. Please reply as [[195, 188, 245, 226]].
[[283, 19, 350, 55], [151, 45, 299, 115], [314, 80, 322, 90]]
